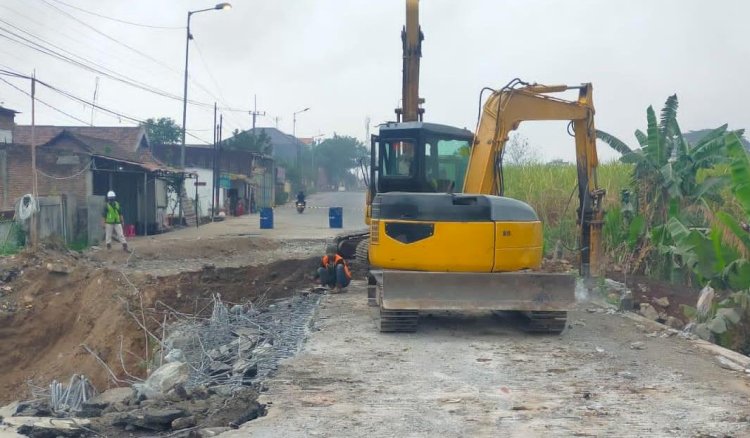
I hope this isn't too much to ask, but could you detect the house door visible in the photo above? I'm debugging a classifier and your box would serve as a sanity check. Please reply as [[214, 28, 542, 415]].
[[227, 188, 238, 216]]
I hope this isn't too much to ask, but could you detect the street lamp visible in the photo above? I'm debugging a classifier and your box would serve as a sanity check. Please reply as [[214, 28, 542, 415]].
[[180, 2, 232, 170], [293, 107, 310, 189]]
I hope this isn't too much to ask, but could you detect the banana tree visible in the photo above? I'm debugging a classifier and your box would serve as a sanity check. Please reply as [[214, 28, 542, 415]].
[[597, 95, 731, 226], [596, 95, 737, 277], [668, 134, 750, 350]]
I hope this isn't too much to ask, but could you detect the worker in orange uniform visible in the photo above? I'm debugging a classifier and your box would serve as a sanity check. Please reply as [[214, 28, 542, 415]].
[[316, 244, 351, 293]]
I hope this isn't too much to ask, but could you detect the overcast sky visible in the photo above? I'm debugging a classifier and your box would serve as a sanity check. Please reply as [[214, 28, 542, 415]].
[[0, 0, 748, 162]]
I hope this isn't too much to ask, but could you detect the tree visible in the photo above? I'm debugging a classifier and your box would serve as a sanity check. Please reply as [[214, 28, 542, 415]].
[[503, 133, 540, 165], [313, 134, 368, 186], [597, 95, 740, 277], [222, 129, 272, 154], [142, 117, 181, 145]]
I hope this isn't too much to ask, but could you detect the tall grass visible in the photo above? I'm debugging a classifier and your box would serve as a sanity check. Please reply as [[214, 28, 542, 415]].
[[502, 160, 631, 255]]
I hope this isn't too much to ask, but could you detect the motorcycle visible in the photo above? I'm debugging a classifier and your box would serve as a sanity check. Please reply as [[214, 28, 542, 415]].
[[295, 201, 306, 214]]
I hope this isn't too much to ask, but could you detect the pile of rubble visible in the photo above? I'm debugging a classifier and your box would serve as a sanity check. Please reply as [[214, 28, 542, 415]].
[[0, 291, 323, 437]]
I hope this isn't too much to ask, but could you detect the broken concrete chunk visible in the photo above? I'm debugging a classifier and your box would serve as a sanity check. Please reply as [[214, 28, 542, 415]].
[[209, 361, 232, 375], [110, 408, 188, 431], [653, 297, 670, 308], [639, 303, 659, 321], [78, 387, 134, 417], [0, 401, 19, 418], [629, 342, 646, 350], [172, 415, 197, 430], [134, 362, 189, 400], [46, 263, 73, 274], [165, 348, 185, 363], [715, 355, 745, 372], [199, 427, 232, 437], [5, 417, 90, 438]]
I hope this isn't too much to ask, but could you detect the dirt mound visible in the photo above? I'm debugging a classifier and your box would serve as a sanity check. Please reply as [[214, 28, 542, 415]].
[[0, 254, 142, 403], [0, 246, 319, 404]]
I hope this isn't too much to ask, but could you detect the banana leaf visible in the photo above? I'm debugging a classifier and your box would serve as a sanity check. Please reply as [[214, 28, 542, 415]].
[[727, 134, 750, 215], [644, 106, 664, 167]]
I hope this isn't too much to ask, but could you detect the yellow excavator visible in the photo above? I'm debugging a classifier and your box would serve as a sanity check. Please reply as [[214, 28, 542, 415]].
[[362, 0, 605, 333]]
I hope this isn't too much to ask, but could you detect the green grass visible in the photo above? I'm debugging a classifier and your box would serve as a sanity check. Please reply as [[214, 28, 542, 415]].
[[503, 160, 632, 255], [67, 239, 89, 252]]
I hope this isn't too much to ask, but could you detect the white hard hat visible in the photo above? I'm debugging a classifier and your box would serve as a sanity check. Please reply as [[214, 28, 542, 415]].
[[107, 191, 116, 198]]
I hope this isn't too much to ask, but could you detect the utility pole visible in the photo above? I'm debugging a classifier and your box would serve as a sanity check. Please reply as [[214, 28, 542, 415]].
[[249, 95, 265, 130], [217, 115, 224, 214], [212, 102, 217, 217], [30, 72, 38, 248], [273, 116, 281, 129]]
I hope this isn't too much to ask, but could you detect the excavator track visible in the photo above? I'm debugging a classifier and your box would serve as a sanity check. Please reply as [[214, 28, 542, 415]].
[[521, 311, 568, 334], [378, 308, 419, 333]]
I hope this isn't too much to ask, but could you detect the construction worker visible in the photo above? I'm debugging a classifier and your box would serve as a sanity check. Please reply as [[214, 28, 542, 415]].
[[102, 191, 130, 252], [316, 244, 351, 293]]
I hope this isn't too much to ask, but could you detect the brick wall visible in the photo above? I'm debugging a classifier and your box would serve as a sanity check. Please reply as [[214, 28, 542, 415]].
[[0, 142, 89, 211]]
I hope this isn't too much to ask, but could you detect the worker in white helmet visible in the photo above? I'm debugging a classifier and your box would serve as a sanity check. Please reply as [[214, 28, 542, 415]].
[[102, 191, 130, 252]]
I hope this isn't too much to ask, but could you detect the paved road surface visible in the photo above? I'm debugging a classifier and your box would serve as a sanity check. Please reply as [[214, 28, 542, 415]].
[[135, 191, 367, 242], [221, 285, 750, 438]]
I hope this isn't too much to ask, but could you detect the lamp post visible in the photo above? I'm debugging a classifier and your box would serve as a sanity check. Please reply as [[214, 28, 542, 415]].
[[292, 107, 309, 189], [180, 2, 231, 170]]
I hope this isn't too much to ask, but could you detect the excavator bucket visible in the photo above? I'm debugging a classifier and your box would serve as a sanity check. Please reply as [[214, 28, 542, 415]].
[[379, 270, 575, 311], [374, 270, 576, 333]]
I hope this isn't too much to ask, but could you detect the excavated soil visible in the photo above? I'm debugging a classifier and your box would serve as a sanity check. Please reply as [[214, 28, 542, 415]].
[[0, 246, 318, 404]]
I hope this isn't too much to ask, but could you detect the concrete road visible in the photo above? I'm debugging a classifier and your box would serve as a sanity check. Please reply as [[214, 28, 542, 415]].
[[221, 285, 750, 438], [132, 191, 367, 242]]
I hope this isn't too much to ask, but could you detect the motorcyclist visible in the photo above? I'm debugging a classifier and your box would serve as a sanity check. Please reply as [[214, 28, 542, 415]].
[[296, 191, 306, 206]]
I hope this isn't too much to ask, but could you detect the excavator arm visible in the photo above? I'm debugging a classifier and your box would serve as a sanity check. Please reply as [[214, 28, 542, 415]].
[[463, 83, 604, 276]]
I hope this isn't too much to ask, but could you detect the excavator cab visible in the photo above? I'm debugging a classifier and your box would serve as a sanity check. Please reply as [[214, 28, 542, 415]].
[[369, 121, 474, 201]]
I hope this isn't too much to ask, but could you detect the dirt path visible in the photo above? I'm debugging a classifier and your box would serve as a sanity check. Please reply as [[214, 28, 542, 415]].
[[221, 282, 750, 438]]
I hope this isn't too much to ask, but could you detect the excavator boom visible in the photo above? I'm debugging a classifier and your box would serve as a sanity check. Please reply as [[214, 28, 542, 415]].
[[396, 0, 424, 122], [463, 83, 604, 276]]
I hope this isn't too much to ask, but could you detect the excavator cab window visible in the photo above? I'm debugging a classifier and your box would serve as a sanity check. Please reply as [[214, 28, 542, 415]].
[[381, 140, 417, 177], [425, 138, 471, 193], [375, 122, 474, 195]]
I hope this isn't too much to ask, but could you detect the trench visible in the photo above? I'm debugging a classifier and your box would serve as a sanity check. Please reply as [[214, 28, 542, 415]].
[[0, 253, 324, 434]]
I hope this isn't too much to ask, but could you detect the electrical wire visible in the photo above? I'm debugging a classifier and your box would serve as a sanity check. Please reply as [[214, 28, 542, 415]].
[[0, 75, 90, 125], [36, 159, 93, 180], [0, 22, 248, 112], [39, 0, 181, 75], [45, 0, 183, 30], [192, 40, 245, 132], [0, 3, 228, 110], [0, 70, 212, 144]]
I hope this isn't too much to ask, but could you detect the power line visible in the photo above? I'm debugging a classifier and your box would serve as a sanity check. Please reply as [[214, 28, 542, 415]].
[[0, 2, 219, 104], [0, 14, 249, 112], [45, 0, 183, 30], [39, 0, 181, 75], [0, 26, 247, 113], [0, 75, 90, 124], [0, 70, 212, 144], [192, 39, 245, 132]]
